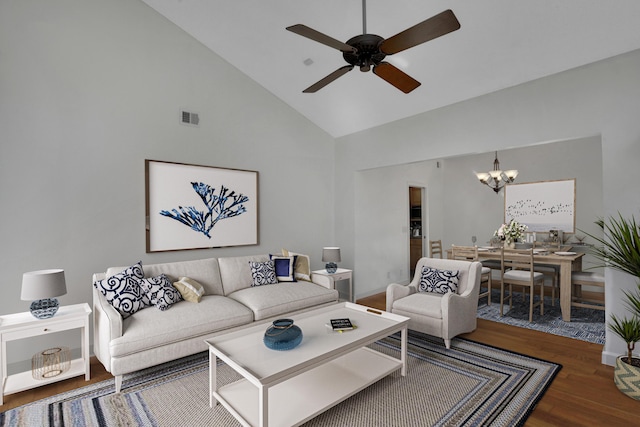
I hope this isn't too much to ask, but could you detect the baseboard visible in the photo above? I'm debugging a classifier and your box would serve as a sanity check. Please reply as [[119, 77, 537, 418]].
[[602, 350, 618, 367]]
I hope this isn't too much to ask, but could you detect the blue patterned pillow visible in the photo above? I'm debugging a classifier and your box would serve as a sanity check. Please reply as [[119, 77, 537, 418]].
[[418, 267, 459, 294], [249, 260, 278, 287], [94, 262, 150, 318], [269, 255, 297, 282], [138, 274, 183, 311]]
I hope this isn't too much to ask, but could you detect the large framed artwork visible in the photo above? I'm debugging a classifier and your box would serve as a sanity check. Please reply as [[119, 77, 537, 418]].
[[145, 160, 258, 252], [504, 179, 576, 233]]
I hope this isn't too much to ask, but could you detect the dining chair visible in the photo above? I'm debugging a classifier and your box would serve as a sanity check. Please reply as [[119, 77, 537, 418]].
[[500, 248, 546, 322], [429, 240, 443, 258], [571, 271, 605, 311], [451, 245, 492, 305], [532, 241, 560, 306]]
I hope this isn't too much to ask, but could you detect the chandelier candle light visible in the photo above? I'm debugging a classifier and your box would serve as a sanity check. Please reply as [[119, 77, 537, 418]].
[[476, 151, 518, 194]]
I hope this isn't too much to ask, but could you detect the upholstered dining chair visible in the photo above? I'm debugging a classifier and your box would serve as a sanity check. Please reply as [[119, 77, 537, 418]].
[[386, 257, 481, 349], [500, 248, 546, 322], [429, 240, 443, 258], [451, 245, 492, 305]]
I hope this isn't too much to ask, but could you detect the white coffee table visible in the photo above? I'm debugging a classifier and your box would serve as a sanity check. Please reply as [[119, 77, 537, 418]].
[[206, 302, 409, 427]]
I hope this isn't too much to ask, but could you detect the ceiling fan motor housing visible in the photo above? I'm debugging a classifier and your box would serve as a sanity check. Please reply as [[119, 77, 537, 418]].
[[343, 34, 386, 71]]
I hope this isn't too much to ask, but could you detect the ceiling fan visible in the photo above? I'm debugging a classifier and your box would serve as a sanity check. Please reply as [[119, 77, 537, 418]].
[[286, 0, 460, 94]]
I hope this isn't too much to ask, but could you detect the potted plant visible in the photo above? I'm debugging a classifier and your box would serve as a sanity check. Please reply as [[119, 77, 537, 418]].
[[584, 214, 640, 399]]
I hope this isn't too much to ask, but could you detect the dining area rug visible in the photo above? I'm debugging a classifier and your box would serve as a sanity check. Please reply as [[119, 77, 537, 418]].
[[476, 290, 605, 344], [0, 330, 560, 427]]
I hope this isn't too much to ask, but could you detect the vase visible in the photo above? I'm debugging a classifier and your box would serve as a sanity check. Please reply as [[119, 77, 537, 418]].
[[263, 319, 303, 351], [504, 241, 515, 249], [614, 356, 640, 400]]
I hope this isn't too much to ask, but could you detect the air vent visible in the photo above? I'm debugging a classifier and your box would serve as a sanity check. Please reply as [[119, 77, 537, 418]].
[[180, 110, 200, 127]]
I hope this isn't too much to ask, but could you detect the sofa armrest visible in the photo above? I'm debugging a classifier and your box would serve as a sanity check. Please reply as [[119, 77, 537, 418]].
[[386, 283, 415, 312], [92, 273, 123, 372], [310, 273, 332, 289]]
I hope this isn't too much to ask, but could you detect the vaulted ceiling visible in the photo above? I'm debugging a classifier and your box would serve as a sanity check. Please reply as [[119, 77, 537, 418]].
[[141, 0, 640, 138]]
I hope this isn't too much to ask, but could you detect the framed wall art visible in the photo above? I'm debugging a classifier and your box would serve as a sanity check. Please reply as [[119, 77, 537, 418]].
[[145, 160, 258, 252], [504, 178, 576, 233]]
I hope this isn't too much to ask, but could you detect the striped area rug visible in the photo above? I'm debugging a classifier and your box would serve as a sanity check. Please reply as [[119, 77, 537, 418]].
[[0, 331, 560, 427], [477, 290, 605, 344]]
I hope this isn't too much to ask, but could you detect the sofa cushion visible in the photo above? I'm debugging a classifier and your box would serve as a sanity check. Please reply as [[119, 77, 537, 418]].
[[392, 292, 443, 320], [249, 260, 278, 287], [109, 295, 254, 358], [138, 274, 183, 311], [173, 277, 205, 303], [418, 267, 459, 294], [95, 262, 150, 319], [282, 249, 311, 281], [218, 254, 270, 295], [107, 257, 224, 296], [227, 281, 339, 320], [269, 255, 297, 282]]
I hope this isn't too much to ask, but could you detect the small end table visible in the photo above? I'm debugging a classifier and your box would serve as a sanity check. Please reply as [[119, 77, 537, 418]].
[[312, 268, 353, 302], [0, 303, 91, 405]]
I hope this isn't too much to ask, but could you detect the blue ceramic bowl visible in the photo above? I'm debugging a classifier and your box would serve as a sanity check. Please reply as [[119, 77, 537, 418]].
[[263, 318, 303, 351]]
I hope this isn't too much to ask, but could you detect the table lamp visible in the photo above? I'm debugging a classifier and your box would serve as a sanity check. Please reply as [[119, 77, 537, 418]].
[[21, 269, 67, 319], [322, 247, 341, 274]]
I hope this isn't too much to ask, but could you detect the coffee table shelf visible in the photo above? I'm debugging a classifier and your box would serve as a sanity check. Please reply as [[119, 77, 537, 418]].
[[206, 302, 408, 427]]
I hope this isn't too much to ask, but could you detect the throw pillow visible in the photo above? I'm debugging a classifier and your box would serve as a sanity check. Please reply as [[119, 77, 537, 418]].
[[249, 260, 278, 287], [418, 267, 459, 294], [269, 255, 297, 282], [93, 262, 150, 318], [173, 277, 206, 303], [138, 274, 183, 311], [282, 249, 311, 281]]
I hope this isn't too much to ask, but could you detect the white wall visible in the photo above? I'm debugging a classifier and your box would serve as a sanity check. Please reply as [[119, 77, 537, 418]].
[[353, 137, 603, 298], [354, 160, 444, 296], [336, 49, 640, 366], [0, 0, 335, 366]]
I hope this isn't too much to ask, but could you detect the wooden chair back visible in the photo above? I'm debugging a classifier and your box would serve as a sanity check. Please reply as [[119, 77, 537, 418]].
[[429, 240, 443, 258], [451, 245, 479, 261], [501, 248, 536, 285]]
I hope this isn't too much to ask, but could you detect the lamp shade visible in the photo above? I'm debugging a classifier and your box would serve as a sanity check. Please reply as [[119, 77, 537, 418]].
[[21, 269, 67, 301], [322, 247, 341, 263]]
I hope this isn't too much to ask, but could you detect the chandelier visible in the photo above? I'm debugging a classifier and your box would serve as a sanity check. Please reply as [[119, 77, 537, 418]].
[[475, 151, 518, 194]]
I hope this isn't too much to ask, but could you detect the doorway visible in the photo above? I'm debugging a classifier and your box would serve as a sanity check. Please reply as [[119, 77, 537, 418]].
[[409, 186, 425, 277]]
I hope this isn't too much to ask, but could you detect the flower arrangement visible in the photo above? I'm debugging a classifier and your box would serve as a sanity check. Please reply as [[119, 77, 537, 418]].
[[494, 219, 528, 244]]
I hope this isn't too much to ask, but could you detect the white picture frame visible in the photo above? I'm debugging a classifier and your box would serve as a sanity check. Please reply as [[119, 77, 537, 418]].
[[504, 179, 576, 233]]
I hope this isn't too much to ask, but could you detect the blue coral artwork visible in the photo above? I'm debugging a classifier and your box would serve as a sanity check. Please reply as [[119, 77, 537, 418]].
[[146, 160, 258, 252], [160, 182, 249, 239]]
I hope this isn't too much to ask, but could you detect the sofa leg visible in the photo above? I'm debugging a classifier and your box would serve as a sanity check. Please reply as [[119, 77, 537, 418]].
[[444, 339, 451, 349], [115, 375, 122, 393]]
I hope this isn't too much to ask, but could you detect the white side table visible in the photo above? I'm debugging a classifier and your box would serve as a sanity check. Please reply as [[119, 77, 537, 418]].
[[312, 268, 353, 302], [0, 303, 91, 405]]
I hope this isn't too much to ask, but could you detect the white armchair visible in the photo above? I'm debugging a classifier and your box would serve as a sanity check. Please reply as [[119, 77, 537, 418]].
[[386, 257, 482, 349]]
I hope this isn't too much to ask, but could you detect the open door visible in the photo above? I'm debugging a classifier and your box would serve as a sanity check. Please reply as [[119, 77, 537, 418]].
[[409, 186, 425, 278]]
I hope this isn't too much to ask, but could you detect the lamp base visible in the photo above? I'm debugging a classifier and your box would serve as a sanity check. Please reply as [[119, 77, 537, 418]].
[[30, 298, 60, 319], [325, 262, 338, 274]]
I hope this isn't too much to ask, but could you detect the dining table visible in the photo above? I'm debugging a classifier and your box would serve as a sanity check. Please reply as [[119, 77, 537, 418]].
[[447, 246, 585, 322]]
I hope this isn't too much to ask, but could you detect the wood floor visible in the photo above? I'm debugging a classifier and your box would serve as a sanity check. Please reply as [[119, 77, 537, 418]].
[[2, 294, 639, 426]]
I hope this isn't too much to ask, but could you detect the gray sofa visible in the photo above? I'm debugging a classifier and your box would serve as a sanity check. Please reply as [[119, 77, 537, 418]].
[[92, 254, 339, 392]]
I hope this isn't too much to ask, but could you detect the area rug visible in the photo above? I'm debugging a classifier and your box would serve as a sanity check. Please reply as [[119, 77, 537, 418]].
[[0, 331, 561, 427], [477, 290, 605, 344]]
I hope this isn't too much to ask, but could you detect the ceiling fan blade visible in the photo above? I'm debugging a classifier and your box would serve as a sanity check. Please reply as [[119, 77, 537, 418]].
[[286, 24, 357, 53], [303, 65, 354, 93], [380, 9, 460, 55], [373, 62, 421, 94]]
